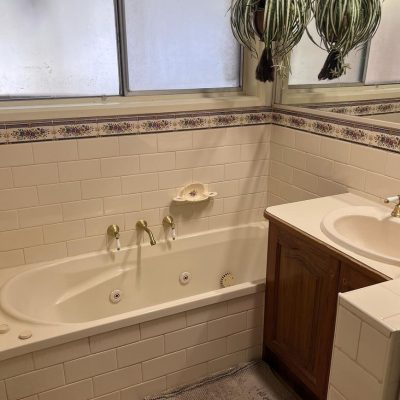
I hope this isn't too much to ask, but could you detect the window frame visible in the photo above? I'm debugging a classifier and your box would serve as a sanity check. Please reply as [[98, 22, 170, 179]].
[[0, 1, 271, 122]]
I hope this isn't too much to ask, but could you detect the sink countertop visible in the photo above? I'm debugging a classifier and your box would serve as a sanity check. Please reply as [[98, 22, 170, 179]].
[[266, 192, 400, 335]]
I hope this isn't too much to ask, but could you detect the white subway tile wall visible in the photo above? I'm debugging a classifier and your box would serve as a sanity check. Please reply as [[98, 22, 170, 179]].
[[327, 304, 396, 400], [0, 126, 270, 268], [268, 126, 400, 206], [0, 294, 264, 400]]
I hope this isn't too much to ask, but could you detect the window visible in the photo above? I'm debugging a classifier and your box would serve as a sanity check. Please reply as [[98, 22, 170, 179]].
[[0, 0, 241, 99], [288, 0, 400, 87]]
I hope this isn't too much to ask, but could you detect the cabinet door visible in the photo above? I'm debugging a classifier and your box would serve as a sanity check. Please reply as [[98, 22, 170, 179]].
[[340, 262, 386, 293], [263, 223, 340, 400]]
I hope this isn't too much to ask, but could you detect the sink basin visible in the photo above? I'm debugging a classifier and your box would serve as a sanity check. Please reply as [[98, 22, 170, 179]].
[[321, 206, 400, 265]]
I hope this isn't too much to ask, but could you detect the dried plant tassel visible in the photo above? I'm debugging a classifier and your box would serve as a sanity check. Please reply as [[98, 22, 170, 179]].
[[256, 47, 274, 82]]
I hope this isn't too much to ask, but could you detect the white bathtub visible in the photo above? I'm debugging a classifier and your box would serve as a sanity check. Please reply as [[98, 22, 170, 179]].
[[0, 222, 267, 360]]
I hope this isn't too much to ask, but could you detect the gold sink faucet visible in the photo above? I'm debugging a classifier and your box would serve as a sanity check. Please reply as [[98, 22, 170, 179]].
[[136, 220, 157, 246], [384, 195, 400, 218]]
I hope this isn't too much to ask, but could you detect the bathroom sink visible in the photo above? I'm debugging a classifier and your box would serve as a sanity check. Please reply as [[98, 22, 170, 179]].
[[321, 206, 400, 265]]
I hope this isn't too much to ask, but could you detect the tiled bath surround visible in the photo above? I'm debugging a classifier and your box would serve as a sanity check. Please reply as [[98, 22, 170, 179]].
[[0, 124, 270, 269], [268, 125, 400, 206], [0, 293, 264, 400]]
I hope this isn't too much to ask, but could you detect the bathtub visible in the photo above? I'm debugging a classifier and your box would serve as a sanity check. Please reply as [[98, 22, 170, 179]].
[[0, 222, 267, 361]]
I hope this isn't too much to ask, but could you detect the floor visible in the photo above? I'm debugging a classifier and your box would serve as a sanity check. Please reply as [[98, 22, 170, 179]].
[[145, 361, 299, 400]]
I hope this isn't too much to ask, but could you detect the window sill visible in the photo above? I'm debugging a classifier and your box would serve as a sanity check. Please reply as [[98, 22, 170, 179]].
[[0, 92, 269, 123]]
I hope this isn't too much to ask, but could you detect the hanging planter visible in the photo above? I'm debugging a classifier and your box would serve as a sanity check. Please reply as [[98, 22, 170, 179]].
[[313, 0, 382, 80], [230, 0, 312, 82]]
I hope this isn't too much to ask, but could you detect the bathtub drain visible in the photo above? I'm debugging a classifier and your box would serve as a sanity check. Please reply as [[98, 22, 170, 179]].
[[109, 289, 122, 304]]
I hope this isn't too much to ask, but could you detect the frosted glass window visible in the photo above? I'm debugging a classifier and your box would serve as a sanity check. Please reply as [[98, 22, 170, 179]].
[[365, 0, 400, 84], [0, 0, 120, 98], [123, 0, 241, 92], [289, 21, 366, 86]]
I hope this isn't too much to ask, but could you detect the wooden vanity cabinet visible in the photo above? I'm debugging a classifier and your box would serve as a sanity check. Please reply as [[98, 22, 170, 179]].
[[263, 217, 387, 400]]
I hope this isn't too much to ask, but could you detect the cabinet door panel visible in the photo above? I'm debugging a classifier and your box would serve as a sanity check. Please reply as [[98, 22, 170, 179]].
[[264, 223, 340, 400]]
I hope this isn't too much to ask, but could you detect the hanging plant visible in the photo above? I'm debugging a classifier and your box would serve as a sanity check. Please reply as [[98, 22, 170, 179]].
[[230, 0, 312, 82], [313, 0, 382, 80]]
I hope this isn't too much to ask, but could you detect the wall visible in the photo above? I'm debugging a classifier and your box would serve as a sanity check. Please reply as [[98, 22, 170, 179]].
[[0, 124, 270, 269], [268, 125, 400, 206], [0, 293, 264, 400]]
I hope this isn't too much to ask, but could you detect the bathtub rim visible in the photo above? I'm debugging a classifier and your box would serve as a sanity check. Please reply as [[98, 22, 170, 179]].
[[0, 221, 268, 361]]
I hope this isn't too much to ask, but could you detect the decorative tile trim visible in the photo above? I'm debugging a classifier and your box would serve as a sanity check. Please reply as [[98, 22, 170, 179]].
[[273, 106, 400, 153], [302, 97, 400, 116], [0, 107, 272, 145], [2, 103, 400, 154]]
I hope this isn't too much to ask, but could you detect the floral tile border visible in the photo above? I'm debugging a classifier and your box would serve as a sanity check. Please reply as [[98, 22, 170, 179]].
[[302, 97, 400, 116], [0, 107, 272, 145], [1, 104, 400, 154], [273, 107, 400, 154]]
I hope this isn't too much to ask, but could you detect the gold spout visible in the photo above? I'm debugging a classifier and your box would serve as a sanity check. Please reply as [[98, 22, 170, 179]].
[[136, 220, 157, 246], [384, 195, 400, 218]]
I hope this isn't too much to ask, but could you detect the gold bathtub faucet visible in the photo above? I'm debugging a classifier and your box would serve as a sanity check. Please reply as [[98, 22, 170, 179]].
[[136, 220, 157, 246], [384, 195, 400, 218]]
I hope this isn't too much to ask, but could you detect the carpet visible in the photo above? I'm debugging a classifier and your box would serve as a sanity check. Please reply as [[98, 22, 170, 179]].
[[145, 361, 299, 400]]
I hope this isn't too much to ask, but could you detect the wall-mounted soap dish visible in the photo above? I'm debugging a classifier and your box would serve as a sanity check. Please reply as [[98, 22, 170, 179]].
[[173, 183, 217, 203]]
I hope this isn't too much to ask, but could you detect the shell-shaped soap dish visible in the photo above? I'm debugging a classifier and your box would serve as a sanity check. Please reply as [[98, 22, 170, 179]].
[[173, 183, 217, 203]]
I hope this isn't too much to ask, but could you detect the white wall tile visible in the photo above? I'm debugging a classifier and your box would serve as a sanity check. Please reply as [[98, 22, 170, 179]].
[[0, 354, 34, 380], [5, 365, 65, 400], [227, 293, 264, 314], [193, 165, 224, 183], [334, 306, 361, 360], [121, 174, 158, 195], [306, 154, 334, 179], [186, 303, 227, 326], [93, 364, 142, 397], [225, 160, 268, 180], [12, 164, 59, 187], [24, 243, 67, 264], [119, 136, 157, 156], [142, 350, 186, 381], [282, 147, 306, 169], [140, 313, 186, 339], [241, 143, 269, 161], [357, 323, 389, 381], [0, 227, 43, 252], [33, 141, 77, 163], [120, 377, 166, 400], [0, 168, 13, 189], [0, 187, 38, 210], [0, 381, 6, 400], [59, 160, 101, 182], [208, 313, 247, 341], [385, 152, 400, 180], [90, 325, 140, 353], [166, 364, 207, 389], [321, 137, 351, 163], [0, 211, 19, 232], [350, 145, 388, 174], [101, 156, 140, 178], [294, 132, 321, 154], [39, 379, 93, 400], [186, 338, 227, 366], [327, 386, 347, 400], [117, 337, 164, 368], [82, 178, 121, 199], [78, 138, 119, 160], [43, 220, 85, 244], [19, 205, 62, 228], [165, 324, 208, 353], [0, 249, 25, 269], [0, 144, 33, 167], [62, 199, 103, 221], [33, 339, 90, 368], [64, 350, 117, 383], [176, 146, 241, 169], [330, 348, 382, 400], [208, 350, 247, 374], [158, 169, 192, 190], [38, 183, 81, 205], [103, 194, 141, 215], [67, 235, 106, 256], [158, 131, 192, 152], [271, 126, 296, 147], [140, 153, 175, 173], [85, 215, 125, 237], [227, 327, 263, 353]]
